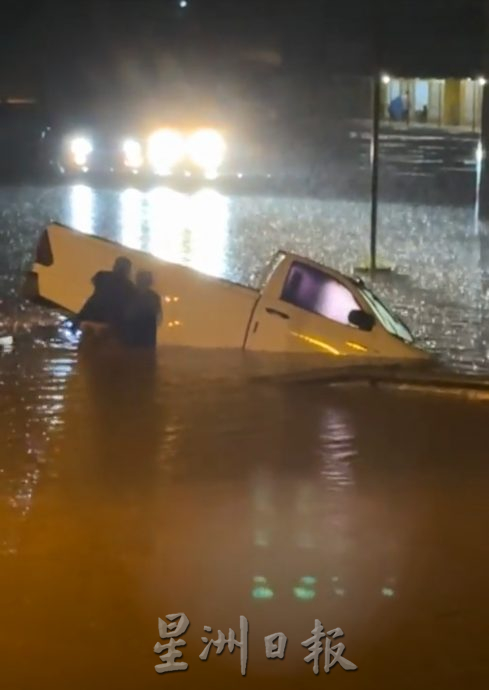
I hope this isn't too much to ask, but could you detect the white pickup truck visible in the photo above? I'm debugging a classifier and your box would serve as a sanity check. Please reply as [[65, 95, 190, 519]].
[[25, 222, 428, 363]]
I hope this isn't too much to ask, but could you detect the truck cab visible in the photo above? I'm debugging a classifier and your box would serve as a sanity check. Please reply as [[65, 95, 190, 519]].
[[246, 252, 425, 361]]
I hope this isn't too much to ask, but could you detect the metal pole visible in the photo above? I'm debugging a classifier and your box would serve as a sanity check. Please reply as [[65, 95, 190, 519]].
[[406, 80, 411, 128], [370, 74, 381, 273], [439, 80, 443, 127], [479, 82, 489, 219], [473, 80, 477, 132]]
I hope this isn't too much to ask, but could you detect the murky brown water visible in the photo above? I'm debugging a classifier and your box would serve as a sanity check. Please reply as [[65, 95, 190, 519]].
[[2, 343, 489, 688], [1, 185, 489, 688]]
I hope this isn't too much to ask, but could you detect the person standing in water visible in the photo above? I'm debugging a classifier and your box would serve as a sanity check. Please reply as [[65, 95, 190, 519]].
[[124, 270, 163, 348], [72, 257, 135, 335]]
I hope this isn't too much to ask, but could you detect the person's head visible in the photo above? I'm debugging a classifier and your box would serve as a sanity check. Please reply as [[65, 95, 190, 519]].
[[136, 270, 153, 290], [113, 256, 132, 278]]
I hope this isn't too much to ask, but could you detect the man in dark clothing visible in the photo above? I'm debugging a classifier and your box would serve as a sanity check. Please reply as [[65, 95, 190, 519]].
[[72, 257, 135, 335], [123, 271, 163, 348]]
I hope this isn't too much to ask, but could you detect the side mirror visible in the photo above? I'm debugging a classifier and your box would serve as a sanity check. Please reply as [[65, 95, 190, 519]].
[[348, 309, 375, 331]]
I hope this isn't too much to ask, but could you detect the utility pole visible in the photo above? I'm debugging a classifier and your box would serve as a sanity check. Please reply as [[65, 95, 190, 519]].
[[479, 83, 489, 219], [370, 73, 381, 273], [478, 0, 489, 220]]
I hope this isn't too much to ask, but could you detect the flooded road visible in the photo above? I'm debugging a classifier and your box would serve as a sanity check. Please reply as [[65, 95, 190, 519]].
[[1, 183, 489, 368], [1, 184, 489, 688]]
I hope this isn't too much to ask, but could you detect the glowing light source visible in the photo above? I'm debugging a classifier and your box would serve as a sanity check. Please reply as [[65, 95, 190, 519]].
[[381, 74, 391, 85], [148, 129, 185, 174], [478, 77, 487, 86], [123, 139, 143, 169], [187, 128, 226, 174], [70, 137, 93, 167]]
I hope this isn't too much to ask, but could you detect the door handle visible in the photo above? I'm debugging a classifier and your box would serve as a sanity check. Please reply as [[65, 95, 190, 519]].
[[265, 308, 290, 320]]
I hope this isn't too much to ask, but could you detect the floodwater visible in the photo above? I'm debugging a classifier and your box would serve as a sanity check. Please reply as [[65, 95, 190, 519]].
[[1, 185, 489, 688]]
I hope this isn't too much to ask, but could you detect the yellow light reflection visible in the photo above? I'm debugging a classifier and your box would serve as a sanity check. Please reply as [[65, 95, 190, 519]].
[[346, 341, 368, 353], [291, 331, 341, 356], [69, 185, 94, 234], [120, 188, 144, 250]]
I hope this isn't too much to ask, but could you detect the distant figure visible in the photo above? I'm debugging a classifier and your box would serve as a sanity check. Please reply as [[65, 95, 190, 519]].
[[388, 95, 403, 121], [123, 270, 163, 348], [73, 257, 135, 335]]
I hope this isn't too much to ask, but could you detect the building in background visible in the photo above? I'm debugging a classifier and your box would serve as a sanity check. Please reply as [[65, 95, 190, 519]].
[[381, 77, 485, 130]]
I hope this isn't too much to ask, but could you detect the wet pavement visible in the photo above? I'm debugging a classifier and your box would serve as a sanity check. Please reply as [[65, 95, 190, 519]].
[[1, 184, 489, 688]]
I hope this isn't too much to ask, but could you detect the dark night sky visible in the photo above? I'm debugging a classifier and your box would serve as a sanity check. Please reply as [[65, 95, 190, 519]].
[[0, 0, 487, 120]]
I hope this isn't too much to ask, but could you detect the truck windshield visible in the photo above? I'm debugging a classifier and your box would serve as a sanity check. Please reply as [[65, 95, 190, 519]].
[[359, 286, 414, 344]]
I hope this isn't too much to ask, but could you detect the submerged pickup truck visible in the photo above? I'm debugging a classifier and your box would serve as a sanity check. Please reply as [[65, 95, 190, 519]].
[[25, 222, 428, 363]]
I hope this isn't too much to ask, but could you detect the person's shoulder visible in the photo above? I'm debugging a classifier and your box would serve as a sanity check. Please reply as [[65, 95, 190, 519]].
[[150, 290, 162, 307], [92, 270, 111, 286]]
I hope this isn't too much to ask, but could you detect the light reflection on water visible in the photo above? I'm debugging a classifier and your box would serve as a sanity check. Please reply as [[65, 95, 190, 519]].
[[147, 187, 187, 263], [69, 184, 94, 234], [117, 186, 230, 278], [120, 187, 144, 250], [318, 407, 356, 490]]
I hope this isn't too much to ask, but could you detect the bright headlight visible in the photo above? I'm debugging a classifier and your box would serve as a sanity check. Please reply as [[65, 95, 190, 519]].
[[123, 139, 143, 168], [70, 137, 93, 167], [148, 129, 185, 173], [187, 129, 226, 172]]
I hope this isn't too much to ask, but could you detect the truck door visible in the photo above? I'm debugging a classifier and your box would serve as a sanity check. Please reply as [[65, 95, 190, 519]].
[[244, 256, 381, 356]]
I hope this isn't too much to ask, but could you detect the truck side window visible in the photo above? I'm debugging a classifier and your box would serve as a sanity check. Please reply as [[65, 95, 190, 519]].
[[280, 261, 361, 326]]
